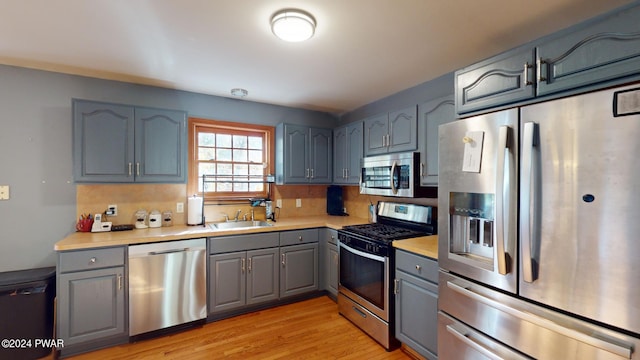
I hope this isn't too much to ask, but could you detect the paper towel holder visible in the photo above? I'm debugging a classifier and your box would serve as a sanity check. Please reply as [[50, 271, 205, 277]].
[[187, 194, 205, 226]]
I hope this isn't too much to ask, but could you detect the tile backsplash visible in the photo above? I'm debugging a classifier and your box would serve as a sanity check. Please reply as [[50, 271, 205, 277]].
[[76, 184, 438, 226]]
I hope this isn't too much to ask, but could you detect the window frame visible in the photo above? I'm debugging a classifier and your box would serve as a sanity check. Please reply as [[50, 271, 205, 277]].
[[188, 117, 275, 201]]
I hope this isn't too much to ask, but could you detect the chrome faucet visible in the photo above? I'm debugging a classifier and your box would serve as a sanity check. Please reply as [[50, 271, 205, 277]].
[[234, 209, 242, 222], [243, 210, 254, 221]]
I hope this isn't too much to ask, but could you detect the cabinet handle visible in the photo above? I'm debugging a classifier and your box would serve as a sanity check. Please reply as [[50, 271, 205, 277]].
[[136, 162, 140, 176], [89, 257, 96, 264], [345, 168, 349, 179], [310, 168, 314, 179], [415, 264, 422, 271], [128, 163, 133, 177], [386, 134, 391, 147], [523, 62, 533, 86], [536, 57, 547, 83], [118, 274, 122, 290], [382, 134, 386, 147], [281, 254, 286, 266], [306, 168, 310, 178], [393, 279, 399, 295], [248, 257, 252, 272], [298, 236, 303, 241], [241, 258, 246, 273], [420, 162, 425, 177]]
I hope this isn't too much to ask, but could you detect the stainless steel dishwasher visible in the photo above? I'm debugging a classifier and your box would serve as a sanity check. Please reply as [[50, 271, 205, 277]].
[[128, 238, 206, 336]]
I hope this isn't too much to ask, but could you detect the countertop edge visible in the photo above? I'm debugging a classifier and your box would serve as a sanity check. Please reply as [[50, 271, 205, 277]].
[[392, 235, 438, 260], [56, 215, 369, 251]]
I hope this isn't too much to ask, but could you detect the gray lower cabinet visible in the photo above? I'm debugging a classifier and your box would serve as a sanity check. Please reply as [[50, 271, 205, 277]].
[[319, 228, 339, 297], [418, 95, 455, 186], [57, 247, 127, 355], [394, 250, 438, 360], [73, 99, 187, 183], [209, 248, 279, 313], [275, 123, 332, 184], [279, 229, 319, 298], [364, 106, 418, 156], [209, 233, 280, 314], [455, 3, 640, 116]]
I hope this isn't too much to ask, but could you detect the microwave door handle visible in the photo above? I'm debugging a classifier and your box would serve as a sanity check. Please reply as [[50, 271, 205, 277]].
[[390, 161, 398, 195], [521, 121, 537, 283], [495, 125, 510, 275]]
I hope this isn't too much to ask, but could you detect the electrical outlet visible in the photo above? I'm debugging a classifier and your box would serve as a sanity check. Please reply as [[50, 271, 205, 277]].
[[0, 185, 9, 200], [177, 202, 184, 213], [107, 204, 118, 216], [276, 199, 282, 208], [296, 198, 302, 208]]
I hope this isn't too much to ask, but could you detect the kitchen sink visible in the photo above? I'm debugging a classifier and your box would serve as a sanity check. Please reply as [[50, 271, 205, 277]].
[[210, 220, 273, 230]]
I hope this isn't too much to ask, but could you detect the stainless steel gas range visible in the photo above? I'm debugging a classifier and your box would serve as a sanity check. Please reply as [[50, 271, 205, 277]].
[[337, 201, 436, 350]]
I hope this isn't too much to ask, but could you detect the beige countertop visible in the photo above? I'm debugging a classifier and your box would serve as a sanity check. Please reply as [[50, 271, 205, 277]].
[[55, 215, 369, 251], [393, 235, 438, 260]]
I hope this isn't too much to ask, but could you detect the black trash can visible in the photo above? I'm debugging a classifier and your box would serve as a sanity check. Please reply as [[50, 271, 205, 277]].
[[0, 267, 56, 360]]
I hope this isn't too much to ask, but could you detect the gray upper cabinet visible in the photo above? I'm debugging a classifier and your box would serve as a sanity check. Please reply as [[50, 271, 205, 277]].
[[333, 121, 363, 184], [455, 3, 640, 116], [455, 48, 535, 115], [418, 95, 455, 186], [276, 123, 332, 184], [364, 106, 417, 156], [73, 99, 187, 183], [537, 4, 640, 96]]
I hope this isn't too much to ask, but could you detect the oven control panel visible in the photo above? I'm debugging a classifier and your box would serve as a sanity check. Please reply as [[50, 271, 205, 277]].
[[338, 232, 389, 257]]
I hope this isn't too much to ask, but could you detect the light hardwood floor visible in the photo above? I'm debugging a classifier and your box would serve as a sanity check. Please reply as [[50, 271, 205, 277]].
[[68, 296, 412, 359]]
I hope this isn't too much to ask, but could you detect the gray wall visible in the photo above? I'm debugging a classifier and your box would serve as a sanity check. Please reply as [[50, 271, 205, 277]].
[[0, 64, 338, 272], [339, 72, 454, 124]]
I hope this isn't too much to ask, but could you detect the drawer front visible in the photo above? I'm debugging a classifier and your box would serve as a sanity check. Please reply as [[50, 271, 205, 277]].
[[209, 232, 279, 254], [396, 249, 438, 284], [59, 247, 125, 273], [279, 228, 319, 246]]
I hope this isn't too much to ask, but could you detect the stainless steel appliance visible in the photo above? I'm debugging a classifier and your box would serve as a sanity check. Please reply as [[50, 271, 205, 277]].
[[338, 201, 436, 350], [128, 238, 206, 337], [360, 152, 437, 198], [438, 84, 640, 359]]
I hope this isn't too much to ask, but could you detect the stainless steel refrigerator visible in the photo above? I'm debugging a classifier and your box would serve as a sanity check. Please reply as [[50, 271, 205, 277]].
[[438, 83, 640, 359]]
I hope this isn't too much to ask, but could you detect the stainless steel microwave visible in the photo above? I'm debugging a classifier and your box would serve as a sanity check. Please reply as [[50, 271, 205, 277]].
[[359, 152, 437, 198]]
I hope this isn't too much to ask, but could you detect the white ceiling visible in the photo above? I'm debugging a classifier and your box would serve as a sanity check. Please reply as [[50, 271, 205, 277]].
[[0, 0, 633, 115]]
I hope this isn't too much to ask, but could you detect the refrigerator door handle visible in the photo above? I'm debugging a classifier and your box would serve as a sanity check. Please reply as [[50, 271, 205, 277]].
[[495, 125, 510, 275], [521, 122, 537, 283], [447, 281, 633, 359], [445, 324, 506, 360]]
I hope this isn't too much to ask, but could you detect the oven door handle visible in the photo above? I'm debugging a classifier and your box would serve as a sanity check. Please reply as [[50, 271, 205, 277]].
[[339, 242, 386, 262]]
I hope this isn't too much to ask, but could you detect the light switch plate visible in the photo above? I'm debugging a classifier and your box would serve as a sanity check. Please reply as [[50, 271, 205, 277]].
[[296, 199, 302, 207], [276, 199, 282, 208], [0, 185, 9, 200]]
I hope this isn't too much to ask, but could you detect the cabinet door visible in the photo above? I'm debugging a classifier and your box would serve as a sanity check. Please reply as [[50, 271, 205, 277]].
[[537, 4, 640, 97], [333, 126, 348, 183], [327, 243, 339, 297], [246, 248, 279, 305], [364, 113, 389, 156], [58, 267, 126, 346], [73, 100, 134, 182], [209, 252, 246, 313], [418, 96, 455, 186], [280, 243, 318, 298], [388, 105, 417, 153], [309, 127, 332, 184], [345, 121, 364, 184], [134, 107, 187, 183], [395, 270, 438, 360], [455, 47, 535, 115], [283, 124, 310, 183]]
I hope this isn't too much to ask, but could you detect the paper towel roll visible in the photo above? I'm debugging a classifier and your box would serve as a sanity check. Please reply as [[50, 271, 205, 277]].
[[187, 196, 203, 225]]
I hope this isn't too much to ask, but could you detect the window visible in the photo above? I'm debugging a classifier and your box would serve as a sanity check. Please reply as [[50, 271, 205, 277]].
[[188, 118, 274, 200]]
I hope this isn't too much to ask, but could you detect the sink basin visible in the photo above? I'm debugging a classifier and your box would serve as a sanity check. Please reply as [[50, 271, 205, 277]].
[[210, 220, 273, 230]]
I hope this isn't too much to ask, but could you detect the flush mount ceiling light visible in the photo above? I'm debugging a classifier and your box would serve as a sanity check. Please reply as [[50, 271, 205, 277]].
[[230, 88, 248, 98], [270, 9, 316, 42]]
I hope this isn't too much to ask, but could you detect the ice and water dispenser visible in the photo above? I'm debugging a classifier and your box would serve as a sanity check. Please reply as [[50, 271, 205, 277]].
[[449, 192, 495, 266]]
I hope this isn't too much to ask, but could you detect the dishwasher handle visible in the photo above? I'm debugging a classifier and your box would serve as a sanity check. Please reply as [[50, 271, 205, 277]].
[[148, 248, 189, 256]]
